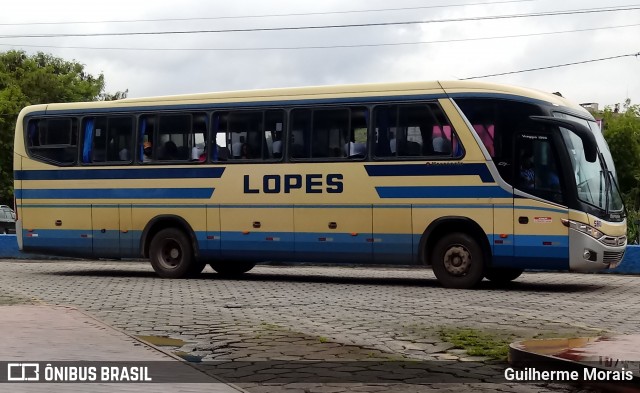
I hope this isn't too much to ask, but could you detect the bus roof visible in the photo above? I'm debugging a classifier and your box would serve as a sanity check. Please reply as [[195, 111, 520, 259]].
[[29, 80, 588, 114]]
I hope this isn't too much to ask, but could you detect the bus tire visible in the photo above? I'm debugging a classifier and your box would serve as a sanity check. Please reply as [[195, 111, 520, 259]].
[[484, 267, 524, 284], [149, 228, 195, 278], [210, 261, 256, 277], [431, 232, 485, 289]]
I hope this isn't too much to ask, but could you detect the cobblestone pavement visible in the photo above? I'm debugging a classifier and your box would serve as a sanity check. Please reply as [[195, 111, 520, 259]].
[[2, 259, 639, 392]]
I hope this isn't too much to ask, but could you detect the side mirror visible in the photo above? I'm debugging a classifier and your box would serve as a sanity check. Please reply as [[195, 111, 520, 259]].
[[529, 115, 597, 163]]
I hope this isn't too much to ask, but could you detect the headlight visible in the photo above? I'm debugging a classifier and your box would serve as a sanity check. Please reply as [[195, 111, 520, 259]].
[[561, 219, 604, 239]]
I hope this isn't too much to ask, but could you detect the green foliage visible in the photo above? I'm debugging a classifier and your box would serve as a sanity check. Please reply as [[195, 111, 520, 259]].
[[438, 327, 514, 361], [600, 99, 640, 241], [0, 50, 127, 206]]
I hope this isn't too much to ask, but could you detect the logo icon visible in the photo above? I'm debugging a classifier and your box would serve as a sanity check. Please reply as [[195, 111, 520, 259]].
[[7, 363, 40, 381]]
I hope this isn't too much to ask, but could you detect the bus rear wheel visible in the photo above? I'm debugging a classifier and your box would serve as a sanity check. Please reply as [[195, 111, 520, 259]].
[[210, 261, 256, 277], [149, 228, 200, 278], [431, 232, 485, 289], [484, 267, 524, 284]]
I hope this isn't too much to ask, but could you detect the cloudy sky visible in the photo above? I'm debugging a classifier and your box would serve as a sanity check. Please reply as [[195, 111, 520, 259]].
[[1, 0, 639, 108]]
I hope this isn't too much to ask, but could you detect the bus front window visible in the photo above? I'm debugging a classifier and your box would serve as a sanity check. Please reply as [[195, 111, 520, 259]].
[[560, 127, 624, 219]]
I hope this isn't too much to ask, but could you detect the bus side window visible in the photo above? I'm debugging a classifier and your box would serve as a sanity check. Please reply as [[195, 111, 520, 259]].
[[290, 107, 367, 160], [212, 110, 281, 162], [374, 103, 461, 159], [455, 98, 548, 188], [265, 110, 284, 160], [228, 111, 263, 160], [138, 115, 156, 163], [312, 108, 349, 158], [347, 107, 368, 159], [290, 109, 311, 159], [27, 117, 78, 166], [83, 116, 133, 164], [212, 112, 228, 162], [158, 114, 191, 161]]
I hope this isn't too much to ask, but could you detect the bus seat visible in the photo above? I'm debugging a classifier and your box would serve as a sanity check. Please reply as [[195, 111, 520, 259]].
[[92, 150, 106, 162], [405, 141, 421, 156], [291, 144, 305, 158], [176, 146, 189, 160], [217, 147, 230, 161], [433, 137, 451, 154]]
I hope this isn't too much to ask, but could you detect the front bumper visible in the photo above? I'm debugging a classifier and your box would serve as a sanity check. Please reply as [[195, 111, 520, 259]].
[[569, 228, 626, 272]]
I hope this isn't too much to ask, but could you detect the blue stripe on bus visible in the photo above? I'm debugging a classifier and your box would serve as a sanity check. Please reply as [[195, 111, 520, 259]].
[[364, 163, 494, 182], [21, 228, 570, 269], [375, 186, 512, 199], [15, 188, 215, 199], [16, 203, 568, 215], [515, 205, 568, 213], [14, 167, 225, 181]]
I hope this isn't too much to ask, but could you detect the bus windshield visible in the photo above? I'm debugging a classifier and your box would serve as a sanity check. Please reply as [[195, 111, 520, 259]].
[[556, 114, 624, 217]]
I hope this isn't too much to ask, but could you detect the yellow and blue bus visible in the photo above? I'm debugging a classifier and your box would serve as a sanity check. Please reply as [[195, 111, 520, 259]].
[[13, 81, 627, 288]]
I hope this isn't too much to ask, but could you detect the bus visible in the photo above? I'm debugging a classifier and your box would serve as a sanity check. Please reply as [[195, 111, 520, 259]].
[[13, 81, 627, 288]]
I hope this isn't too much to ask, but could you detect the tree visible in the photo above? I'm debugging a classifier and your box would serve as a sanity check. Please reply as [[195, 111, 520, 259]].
[[0, 50, 127, 206], [600, 100, 640, 241]]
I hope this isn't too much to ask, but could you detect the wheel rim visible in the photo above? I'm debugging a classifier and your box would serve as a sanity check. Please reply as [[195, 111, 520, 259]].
[[156, 237, 183, 270], [443, 244, 472, 276]]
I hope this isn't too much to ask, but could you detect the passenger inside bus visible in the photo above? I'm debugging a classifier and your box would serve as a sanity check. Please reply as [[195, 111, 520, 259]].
[[519, 149, 535, 190], [162, 141, 178, 160], [143, 141, 152, 162], [240, 143, 252, 159]]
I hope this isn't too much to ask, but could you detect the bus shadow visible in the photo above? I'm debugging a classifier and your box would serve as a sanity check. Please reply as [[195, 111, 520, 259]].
[[205, 272, 434, 288], [228, 273, 600, 293], [479, 280, 601, 293], [45, 269, 157, 278], [47, 268, 601, 293]]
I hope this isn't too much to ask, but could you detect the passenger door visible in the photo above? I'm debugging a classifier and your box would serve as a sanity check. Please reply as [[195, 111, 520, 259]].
[[512, 132, 569, 269]]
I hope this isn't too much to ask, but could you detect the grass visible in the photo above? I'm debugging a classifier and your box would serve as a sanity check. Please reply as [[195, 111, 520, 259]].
[[438, 327, 516, 361]]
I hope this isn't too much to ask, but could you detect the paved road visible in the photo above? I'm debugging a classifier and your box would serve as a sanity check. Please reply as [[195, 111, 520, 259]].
[[2, 259, 639, 392]]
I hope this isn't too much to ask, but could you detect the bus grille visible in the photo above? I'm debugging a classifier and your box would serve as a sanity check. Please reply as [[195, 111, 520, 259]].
[[602, 236, 627, 247], [603, 251, 625, 265]]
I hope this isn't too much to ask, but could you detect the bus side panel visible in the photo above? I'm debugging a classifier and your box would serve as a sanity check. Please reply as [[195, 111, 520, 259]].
[[372, 205, 413, 264], [119, 204, 134, 258], [491, 204, 515, 267], [220, 206, 295, 261], [132, 206, 207, 259], [92, 205, 120, 258], [21, 205, 93, 256], [294, 206, 372, 263], [411, 205, 493, 262], [202, 205, 220, 260], [513, 198, 569, 270], [14, 153, 23, 250]]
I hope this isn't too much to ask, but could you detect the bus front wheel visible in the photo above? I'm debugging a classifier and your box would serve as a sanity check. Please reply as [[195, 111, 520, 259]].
[[210, 261, 256, 277], [431, 233, 485, 289], [149, 228, 200, 278]]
